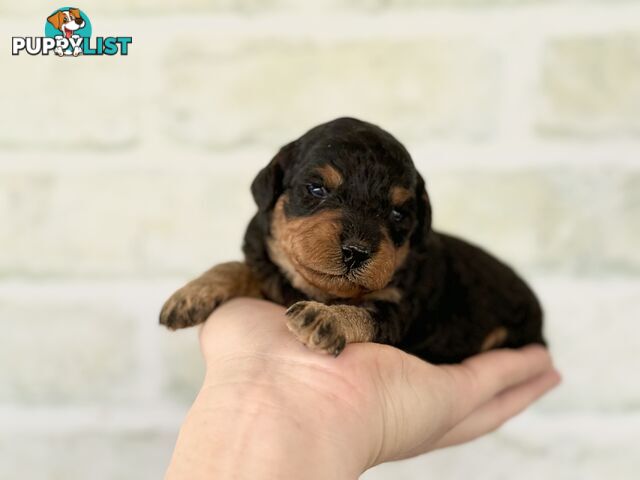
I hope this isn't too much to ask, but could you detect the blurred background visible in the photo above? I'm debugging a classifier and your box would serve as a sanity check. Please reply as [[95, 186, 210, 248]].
[[1, 1, 639, 478]]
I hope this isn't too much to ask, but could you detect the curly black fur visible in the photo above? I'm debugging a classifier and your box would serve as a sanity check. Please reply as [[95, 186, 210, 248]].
[[242, 117, 545, 363], [161, 117, 545, 363]]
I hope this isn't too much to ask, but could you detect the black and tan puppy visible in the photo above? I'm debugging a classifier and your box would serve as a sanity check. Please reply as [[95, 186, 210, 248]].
[[160, 117, 545, 363]]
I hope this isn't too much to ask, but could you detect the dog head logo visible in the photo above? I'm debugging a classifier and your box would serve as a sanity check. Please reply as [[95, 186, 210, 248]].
[[47, 8, 85, 39], [44, 7, 91, 56]]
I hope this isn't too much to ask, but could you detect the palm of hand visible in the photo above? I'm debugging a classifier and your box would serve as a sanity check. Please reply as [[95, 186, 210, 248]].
[[198, 299, 559, 469]]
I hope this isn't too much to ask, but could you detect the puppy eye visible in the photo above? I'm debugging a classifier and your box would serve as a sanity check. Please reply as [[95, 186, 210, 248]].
[[391, 209, 404, 222], [307, 183, 328, 199]]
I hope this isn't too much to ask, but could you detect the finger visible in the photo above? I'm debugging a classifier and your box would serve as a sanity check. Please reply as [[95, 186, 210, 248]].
[[433, 368, 561, 450], [439, 345, 554, 421]]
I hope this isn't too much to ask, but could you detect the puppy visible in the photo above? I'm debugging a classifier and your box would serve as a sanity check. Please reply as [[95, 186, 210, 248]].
[[160, 118, 545, 363], [46, 8, 85, 57]]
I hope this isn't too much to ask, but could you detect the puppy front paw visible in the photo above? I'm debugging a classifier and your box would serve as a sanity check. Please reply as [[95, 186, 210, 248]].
[[285, 301, 347, 356], [159, 284, 225, 330], [159, 261, 262, 330]]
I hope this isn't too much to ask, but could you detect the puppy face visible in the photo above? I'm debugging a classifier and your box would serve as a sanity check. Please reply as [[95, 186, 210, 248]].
[[252, 118, 431, 299], [47, 8, 85, 38]]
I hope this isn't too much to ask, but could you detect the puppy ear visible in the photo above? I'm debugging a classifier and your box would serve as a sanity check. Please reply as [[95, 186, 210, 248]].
[[69, 8, 81, 20], [47, 11, 62, 30], [411, 172, 432, 246], [251, 142, 295, 212]]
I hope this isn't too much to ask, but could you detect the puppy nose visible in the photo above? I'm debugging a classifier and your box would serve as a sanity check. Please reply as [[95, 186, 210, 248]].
[[341, 243, 370, 271], [75, 18, 83, 25]]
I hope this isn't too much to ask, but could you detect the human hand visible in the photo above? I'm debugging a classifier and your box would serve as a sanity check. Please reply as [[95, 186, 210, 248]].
[[166, 298, 560, 480]]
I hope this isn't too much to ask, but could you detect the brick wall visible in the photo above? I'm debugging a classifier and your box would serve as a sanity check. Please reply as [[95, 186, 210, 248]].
[[1, 1, 639, 478]]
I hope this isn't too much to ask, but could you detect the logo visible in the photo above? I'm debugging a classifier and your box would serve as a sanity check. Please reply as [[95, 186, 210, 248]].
[[12, 7, 132, 57]]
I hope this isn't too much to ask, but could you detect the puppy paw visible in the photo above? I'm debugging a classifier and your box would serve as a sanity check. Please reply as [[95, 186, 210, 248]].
[[285, 301, 347, 356], [159, 262, 262, 330], [159, 284, 225, 330]]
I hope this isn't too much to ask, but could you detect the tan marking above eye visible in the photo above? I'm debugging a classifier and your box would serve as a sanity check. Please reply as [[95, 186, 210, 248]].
[[315, 164, 343, 190], [390, 186, 412, 206]]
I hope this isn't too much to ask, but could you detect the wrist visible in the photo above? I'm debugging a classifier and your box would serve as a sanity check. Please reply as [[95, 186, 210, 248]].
[[203, 386, 355, 479], [167, 356, 372, 480]]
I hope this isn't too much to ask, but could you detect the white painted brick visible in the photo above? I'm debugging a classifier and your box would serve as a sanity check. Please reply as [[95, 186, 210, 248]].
[[425, 165, 640, 274], [602, 171, 640, 271], [0, 431, 174, 480], [161, 36, 501, 148], [0, 0, 283, 15], [533, 277, 640, 412], [0, 280, 206, 407], [329, 0, 556, 8], [160, 327, 205, 403], [0, 297, 137, 404], [538, 32, 640, 138], [0, 170, 254, 276], [0, 54, 139, 150], [0, 0, 562, 16], [364, 413, 640, 480]]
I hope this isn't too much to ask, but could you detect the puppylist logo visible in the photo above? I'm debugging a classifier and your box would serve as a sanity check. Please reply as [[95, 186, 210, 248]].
[[12, 7, 132, 57]]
